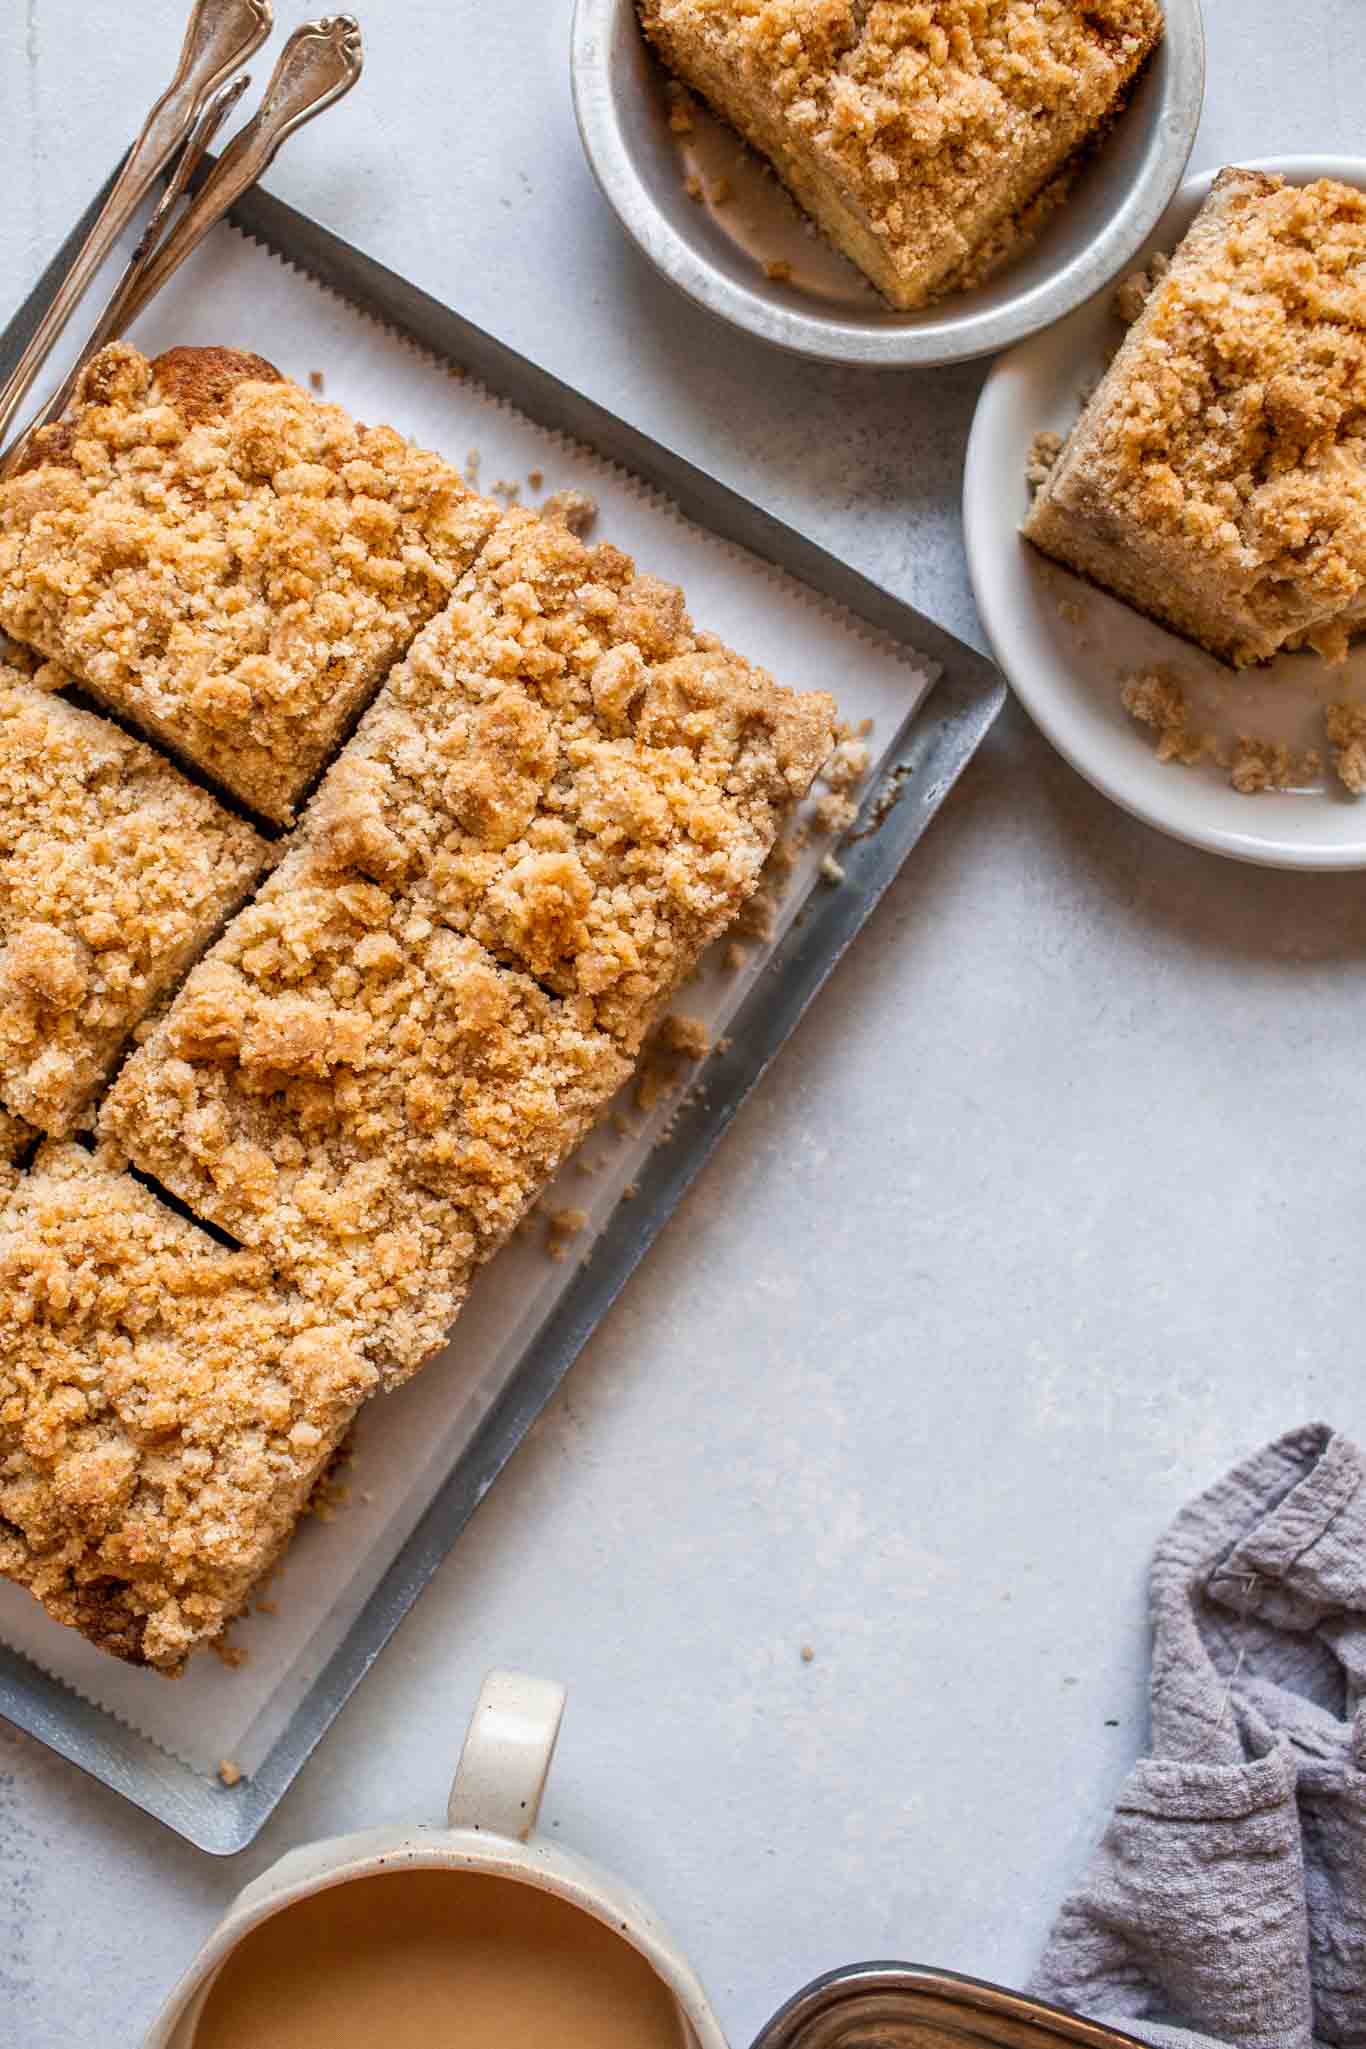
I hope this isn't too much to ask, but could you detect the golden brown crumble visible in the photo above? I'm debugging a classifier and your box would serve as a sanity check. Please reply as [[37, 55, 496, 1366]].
[[540, 489, 597, 536], [639, 0, 1162, 309], [0, 664, 267, 1133], [1228, 737, 1314, 796], [545, 1204, 589, 1260], [813, 791, 858, 833], [0, 1144, 375, 1668], [1326, 702, 1366, 795], [1123, 668, 1321, 793], [218, 1758, 243, 1786], [299, 512, 834, 1047], [1026, 430, 1063, 490], [0, 343, 499, 821], [100, 845, 635, 1383], [821, 736, 870, 790], [1, 355, 839, 1659], [1121, 669, 1214, 767], [1026, 173, 1366, 667], [659, 1012, 710, 1059]]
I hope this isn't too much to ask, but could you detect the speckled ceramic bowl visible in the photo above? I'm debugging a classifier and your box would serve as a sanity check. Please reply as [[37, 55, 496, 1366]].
[[571, 0, 1206, 369]]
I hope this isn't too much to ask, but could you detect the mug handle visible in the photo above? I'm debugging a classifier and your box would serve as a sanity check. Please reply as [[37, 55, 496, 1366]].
[[447, 1669, 567, 1842]]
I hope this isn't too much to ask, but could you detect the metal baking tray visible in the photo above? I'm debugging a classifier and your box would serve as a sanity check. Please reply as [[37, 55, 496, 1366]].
[[0, 170, 1004, 1855]]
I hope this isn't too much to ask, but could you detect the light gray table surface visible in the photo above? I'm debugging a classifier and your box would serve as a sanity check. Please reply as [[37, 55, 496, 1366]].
[[1, 3, 1363, 2043]]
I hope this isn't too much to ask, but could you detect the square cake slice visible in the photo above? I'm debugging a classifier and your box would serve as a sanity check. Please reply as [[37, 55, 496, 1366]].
[[0, 1143, 376, 1669], [99, 845, 634, 1382], [1024, 170, 1366, 666], [638, 0, 1162, 308], [0, 344, 499, 822], [305, 512, 836, 1046], [0, 663, 268, 1133]]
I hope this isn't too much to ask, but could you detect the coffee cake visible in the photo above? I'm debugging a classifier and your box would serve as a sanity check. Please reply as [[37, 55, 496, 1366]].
[[303, 512, 836, 1045], [1025, 170, 1366, 666], [0, 1143, 376, 1668], [0, 662, 268, 1133], [638, 0, 1163, 308], [100, 845, 635, 1381], [0, 343, 499, 822]]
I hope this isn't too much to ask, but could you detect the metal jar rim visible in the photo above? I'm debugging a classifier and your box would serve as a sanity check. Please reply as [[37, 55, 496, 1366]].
[[749, 1963, 1157, 2049]]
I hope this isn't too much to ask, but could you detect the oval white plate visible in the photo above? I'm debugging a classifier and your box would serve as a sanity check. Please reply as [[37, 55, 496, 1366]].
[[964, 156, 1366, 870]]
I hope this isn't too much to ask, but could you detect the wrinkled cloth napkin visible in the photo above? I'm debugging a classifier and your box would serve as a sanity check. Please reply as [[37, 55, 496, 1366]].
[[1032, 1423, 1366, 2049]]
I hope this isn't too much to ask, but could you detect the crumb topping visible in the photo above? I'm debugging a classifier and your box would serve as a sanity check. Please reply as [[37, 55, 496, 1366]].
[[100, 844, 634, 1381], [0, 664, 267, 1133], [0, 1108, 31, 1196], [302, 513, 834, 1045], [0, 343, 499, 821], [0, 1143, 375, 1669]]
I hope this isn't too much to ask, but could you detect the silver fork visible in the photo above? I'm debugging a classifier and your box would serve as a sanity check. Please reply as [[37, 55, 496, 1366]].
[[1, 16, 364, 478], [0, 0, 273, 452]]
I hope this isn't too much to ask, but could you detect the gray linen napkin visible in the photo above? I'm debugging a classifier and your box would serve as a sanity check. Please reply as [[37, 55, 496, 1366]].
[[1032, 1423, 1366, 2049]]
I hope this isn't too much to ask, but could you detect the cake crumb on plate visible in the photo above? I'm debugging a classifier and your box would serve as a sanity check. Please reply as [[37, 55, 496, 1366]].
[[1326, 703, 1366, 794]]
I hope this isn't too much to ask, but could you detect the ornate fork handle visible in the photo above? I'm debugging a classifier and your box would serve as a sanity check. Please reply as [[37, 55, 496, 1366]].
[[0, 0, 272, 450], [119, 16, 365, 328]]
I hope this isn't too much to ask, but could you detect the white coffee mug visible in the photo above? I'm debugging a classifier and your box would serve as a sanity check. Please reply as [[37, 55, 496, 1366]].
[[146, 1669, 728, 2049]]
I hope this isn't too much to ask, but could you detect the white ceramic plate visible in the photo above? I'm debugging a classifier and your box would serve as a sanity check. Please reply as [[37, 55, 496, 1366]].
[[964, 156, 1366, 870], [572, 0, 1205, 368]]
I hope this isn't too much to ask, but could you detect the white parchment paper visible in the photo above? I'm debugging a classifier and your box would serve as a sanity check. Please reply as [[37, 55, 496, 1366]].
[[0, 227, 936, 1778]]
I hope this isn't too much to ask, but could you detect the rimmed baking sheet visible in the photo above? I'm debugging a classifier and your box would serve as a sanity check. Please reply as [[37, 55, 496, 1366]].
[[0, 176, 1003, 1853]]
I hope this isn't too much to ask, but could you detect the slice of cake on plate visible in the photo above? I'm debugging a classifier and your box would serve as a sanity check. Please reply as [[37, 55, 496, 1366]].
[[1025, 169, 1366, 666], [638, 0, 1163, 307]]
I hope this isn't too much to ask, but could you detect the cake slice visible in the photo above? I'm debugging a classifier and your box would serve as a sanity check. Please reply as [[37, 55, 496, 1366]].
[[0, 662, 268, 1133], [304, 512, 836, 1045], [0, 343, 499, 821], [99, 845, 634, 1382], [1024, 170, 1366, 666], [638, 0, 1163, 308], [0, 1143, 376, 1669]]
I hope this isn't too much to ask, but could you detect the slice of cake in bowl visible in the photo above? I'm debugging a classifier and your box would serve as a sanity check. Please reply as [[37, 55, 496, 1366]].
[[1024, 168, 1366, 666], [637, 0, 1164, 309]]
